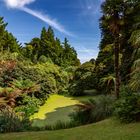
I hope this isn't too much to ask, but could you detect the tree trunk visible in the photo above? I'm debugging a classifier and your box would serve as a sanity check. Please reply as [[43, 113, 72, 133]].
[[114, 37, 120, 99]]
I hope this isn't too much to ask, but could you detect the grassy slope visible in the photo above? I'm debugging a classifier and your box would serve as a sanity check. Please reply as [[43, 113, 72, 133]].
[[0, 118, 140, 140]]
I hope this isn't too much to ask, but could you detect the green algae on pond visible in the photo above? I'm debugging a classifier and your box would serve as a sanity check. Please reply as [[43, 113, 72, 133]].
[[30, 94, 80, 120]]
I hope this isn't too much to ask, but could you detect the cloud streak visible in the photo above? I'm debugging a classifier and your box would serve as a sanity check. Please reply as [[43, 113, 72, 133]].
[[21, 7, 72, 35], [4, 0, 35, 8], [3, 0, 72, 35]]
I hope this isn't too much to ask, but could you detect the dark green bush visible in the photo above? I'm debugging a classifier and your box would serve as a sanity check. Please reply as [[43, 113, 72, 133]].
[[69, 74, 98, 96], [115, 93, 140, 123], [120, 85, 132, 97]]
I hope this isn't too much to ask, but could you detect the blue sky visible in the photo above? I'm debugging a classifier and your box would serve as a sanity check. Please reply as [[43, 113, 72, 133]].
[[0, 0, 103, 63]]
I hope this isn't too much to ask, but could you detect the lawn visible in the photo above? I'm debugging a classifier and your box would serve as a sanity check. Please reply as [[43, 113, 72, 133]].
[[31, 94, 96, 127], [0, 118, 140, 140]]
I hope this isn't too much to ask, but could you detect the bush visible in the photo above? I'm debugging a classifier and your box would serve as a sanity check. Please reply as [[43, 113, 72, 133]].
[[115, 93, 140, 123], [38, 55, 48, 63], [69, 72, 98, 96], [120, 85, 132, 97], [0, 106, 31, 133], [12, 79, 37, 90], [13, 59, 68, 100], [70, 95, 115, 125], [0, 60, 16, 87], [15, 95, 41, 117]]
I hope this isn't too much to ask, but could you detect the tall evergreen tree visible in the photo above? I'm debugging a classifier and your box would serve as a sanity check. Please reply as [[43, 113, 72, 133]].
[[0, 17, 20, 52], [0, 17, 7, 51]]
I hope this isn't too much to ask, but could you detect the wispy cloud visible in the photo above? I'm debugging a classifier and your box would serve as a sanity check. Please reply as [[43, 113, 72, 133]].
[[78, 0, 104, 20], [73, 42, 99, 63], [78, 48, 98, 63], [3, 0, 72, 36]]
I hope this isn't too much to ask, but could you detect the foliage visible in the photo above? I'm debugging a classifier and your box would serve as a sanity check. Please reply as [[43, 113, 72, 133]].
[[71, 95, 115, 125], [129, 59, 140, 92], [12, 79, 39, 91], [0, 50, 70, 118], [95, 0, 140, 95], [45, 120, 77, 130], [0, 60, 16, 87], [15, 95, 41, 117], [0, 17, 20, 53], [115, 93, 140, 123], [129, 30, 140, 46], [0, 1, 140, 131], [23, 27, 80, 67], [38, 55, 48, 63], [0, 106, 31, 133], [100, 74, 115, 94], [69, 60, 97, 96], [11, 58, 69, 100]]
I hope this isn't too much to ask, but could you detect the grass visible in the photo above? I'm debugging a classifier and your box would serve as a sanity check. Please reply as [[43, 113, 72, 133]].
[[31, 94, 96, 127], [0, 118, 140, 140]]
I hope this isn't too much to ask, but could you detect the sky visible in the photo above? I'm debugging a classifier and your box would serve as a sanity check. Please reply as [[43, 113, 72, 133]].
[[0, 0, 104, 63]]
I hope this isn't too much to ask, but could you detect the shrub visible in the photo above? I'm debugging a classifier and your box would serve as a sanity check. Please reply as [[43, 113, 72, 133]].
[[69, 73, 98, 96], [120, 85, 132, 97], [38, 55, 48, 63], [115, 93, 140, 123], [70, 95, 115, 125], [15, 95, 41, 117], [13, 60, 67, 99], [0, 60, 16, 87], [0, 106, 31, 133]]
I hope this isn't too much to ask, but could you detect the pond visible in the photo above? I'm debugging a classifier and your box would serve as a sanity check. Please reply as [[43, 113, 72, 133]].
[[31, 94, 96, 127]]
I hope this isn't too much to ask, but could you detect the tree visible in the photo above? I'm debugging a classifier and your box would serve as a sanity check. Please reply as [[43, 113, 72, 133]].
[[3, 32, 20, 52], [40, 27, 49, 57], [62, 38, 80, 66], [29, 37, 41, 59], [101, 0, 125, 98], [23, 27, 80, 67], [0, 17, 7, 51], [0, 17, 20, 53]]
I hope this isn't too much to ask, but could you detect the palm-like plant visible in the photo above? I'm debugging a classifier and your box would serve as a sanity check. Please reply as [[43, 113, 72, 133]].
[[130, 30, 140, 47], [129, 57, 140, 92], [100, 0, 140, 98], [129, 14, 140, 91], [100, 74, 115, 94], [101, 0, 124, 98], [100, 74, 115, 86]]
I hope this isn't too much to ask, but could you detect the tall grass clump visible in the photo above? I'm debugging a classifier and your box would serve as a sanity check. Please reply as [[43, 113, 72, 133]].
[[0, 105, 31, 133], [45, 120, 78, 130], [70, 95, 115, 125]]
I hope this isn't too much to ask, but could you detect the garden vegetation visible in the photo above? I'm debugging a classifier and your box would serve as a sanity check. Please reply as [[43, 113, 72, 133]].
[[0, 0, 140, 136]]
